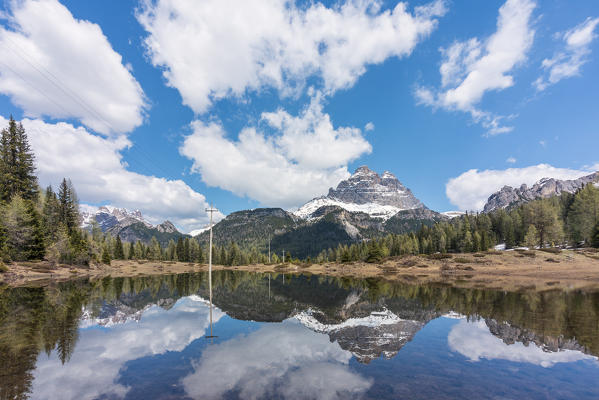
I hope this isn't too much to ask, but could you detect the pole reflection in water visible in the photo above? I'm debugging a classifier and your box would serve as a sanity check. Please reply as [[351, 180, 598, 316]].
[[205, 204, 218, 341]]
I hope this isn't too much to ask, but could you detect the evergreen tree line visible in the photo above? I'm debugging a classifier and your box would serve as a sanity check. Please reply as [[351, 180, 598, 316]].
[[2, 116, 597, 267], [0, 117, 98, 265], [315, 184, 599, 264], [104, 235, 288, 266]]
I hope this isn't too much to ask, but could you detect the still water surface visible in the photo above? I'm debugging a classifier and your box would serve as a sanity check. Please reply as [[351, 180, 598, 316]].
[[1, 271, 599, 399]]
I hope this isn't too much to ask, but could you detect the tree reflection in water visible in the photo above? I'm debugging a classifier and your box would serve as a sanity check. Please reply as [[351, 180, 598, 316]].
[[0, 271, 598, 399]]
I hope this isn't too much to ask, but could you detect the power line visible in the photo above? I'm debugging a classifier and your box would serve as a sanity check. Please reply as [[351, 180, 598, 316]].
[[1, 36, 208, 200]]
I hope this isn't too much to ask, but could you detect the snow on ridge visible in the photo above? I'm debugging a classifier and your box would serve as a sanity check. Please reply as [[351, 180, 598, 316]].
[[441, 211, 465, 219], [292, 308, 409, 333], [294, 197, 414, 220], [189, 226, 210, 236], [79, 295, 212, 329], [442, 311, 466, 320]]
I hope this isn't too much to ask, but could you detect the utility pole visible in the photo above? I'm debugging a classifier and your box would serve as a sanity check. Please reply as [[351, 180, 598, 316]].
[[205, 204, 218, 339], [268, 235, 271, 264]]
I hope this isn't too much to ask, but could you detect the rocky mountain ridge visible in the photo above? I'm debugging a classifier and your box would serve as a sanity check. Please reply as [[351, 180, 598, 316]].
[[483, 171, 599, 213], [196, 166, 445, 257], [80, 206, 185, 245], [295, 166, 424, 220]]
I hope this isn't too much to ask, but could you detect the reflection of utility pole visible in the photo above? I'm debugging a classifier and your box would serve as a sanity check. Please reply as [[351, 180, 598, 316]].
[[268, 273, 271, 299], [205, 204, 218, 340]]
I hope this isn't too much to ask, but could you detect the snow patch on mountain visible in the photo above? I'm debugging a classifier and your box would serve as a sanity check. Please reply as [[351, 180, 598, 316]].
[[294, 166, 424, 220], [441, 211, 465, 219], [294, 197, 404, 220], [292, 308, 407, 333], [189, 226, 210, 237]]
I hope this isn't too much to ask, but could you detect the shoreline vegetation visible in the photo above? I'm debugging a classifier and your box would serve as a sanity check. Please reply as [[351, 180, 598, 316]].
[[2, 118, 599, 293], [3, 248, 599, 291]]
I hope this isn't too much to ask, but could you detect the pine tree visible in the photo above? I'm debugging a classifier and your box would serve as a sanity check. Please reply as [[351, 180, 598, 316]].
[[42, 186, 61, 242], [101, 245, 111, 265], [524, 225, 539, 248], [1, 196, 43, 260], [148, 236, 161, 260], [58, 178, 77, 232], [592, 221, 599, 249], [365, 240, 383, 263], [128, 241, 135, 260], [15, 122, 37, 200], [0, 117, 38, 201], [114, 235, 125, 259], [24, 200, 45, 260], [176, 237, 185, 262], [567, 184, 599, 246], [183, 238, 191, 262]]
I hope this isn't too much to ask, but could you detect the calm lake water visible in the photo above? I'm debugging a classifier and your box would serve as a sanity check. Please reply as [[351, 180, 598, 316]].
[[1, 271, 599, 400]]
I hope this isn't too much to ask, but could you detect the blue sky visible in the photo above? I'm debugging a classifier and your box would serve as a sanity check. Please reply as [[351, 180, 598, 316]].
[[0, 0, 597, 231]]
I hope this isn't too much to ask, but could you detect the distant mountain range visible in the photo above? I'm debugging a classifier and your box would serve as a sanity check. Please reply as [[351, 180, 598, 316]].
[[85, 167, 598, 252], [80, 206, 186, 246], [483, 171, 599, 213], [196, 166, 446, 257]]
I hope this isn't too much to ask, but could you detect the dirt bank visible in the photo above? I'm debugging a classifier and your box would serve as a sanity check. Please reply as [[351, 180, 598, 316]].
[[2, 248, 599, 291]]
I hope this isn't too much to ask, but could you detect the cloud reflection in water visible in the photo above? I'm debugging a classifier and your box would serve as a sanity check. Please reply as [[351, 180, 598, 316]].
[[182, 320, 372, 400], [448, 319, 597, 367], [31, 296, 223, 400]]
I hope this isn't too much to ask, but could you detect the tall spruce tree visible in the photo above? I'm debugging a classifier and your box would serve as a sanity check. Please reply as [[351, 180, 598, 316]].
[[592, 221, 599, 249], [0, 117, 38, 201], [58, 178, 77, 232], [114, 235, 125, 259], [42, 186, 61, 242]]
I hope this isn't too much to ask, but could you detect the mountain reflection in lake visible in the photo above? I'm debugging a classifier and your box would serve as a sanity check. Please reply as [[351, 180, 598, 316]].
[[1, 272, 599, 400]]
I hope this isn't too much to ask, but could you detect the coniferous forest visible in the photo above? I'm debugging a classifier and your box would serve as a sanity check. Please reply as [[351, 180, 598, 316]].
[[1, 118, 598, 270]]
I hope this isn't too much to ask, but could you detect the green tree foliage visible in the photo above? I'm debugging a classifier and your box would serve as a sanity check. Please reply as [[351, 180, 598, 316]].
[[592, 221, 599, 248], [101, 245, 111, 265], [0, 116, 38, 202], [365, 240, 383, 263], [176, 237, 185, 261], [524, 225, 539, 248], [0, 196, 44, 260], [58, 178, 78, 233], [42, 186, 61, 242], [114, 235, 125, 260], [523, 200, 563, 247], [567, 184, 599, 245]]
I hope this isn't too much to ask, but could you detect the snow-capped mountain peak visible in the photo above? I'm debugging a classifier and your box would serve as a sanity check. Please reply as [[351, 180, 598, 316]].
[[81, 206, 155, 232], [294, 166, 424, 220]]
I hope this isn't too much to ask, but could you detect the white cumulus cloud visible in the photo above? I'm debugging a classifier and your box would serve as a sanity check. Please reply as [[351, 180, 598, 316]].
[[446, 163, 599, 211], [0, 0, 146, 135], [180, 95, 372, 208], [415, 0, 536, 135], [0, 116, 221, 232], [137, 0, 446, 113], [534, 17, 599, 91]]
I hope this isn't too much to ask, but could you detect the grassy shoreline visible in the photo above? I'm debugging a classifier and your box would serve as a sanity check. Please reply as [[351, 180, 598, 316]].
[[2, 248, 599, 291]]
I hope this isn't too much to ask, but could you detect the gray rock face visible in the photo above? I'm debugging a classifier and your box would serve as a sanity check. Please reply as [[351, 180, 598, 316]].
[[156, 220, 178, 233], [328, 166, 423, 208], [82, 206, 153, 232], [483, 172, 599, 213]]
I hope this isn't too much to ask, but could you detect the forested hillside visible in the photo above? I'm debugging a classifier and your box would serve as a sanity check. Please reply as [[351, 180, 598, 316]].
[[1, 116, 597, 269], [316, 184, 599, 263]]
